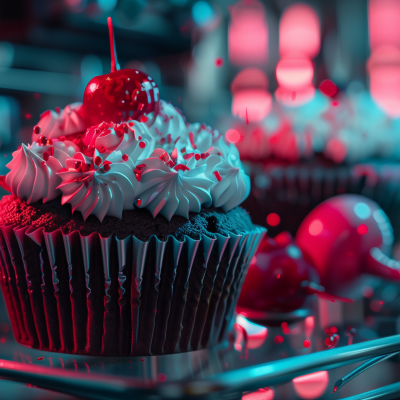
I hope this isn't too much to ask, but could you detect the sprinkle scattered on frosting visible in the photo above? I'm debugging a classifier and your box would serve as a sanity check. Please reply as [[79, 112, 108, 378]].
[[10, 100, 250, 222]]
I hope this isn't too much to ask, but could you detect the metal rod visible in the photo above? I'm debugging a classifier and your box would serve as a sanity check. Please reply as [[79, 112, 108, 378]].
[[332, 352, 399, 393], [340, 380, 400, 400], [0, 335, 400, 399], [180, 334, 400, 398]]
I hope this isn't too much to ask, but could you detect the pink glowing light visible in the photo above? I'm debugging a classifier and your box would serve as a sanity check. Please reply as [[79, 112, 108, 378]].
[[231, 69, 271, 122], [225, 129, 241, 143], [292, 371, 329, 400], [232, 91, 272, 122], [276, 59, 314, 89], [368, 46, 400, 117], [235, 315, 268, 349], [279, 3, 320, 58], [304, 316, 315, 338], [229, 0, 268, 66], [242, 388, 274, 400], [275, 86, 315, 107], [369, 0, 400, 51], [308, 220, 323, 236]]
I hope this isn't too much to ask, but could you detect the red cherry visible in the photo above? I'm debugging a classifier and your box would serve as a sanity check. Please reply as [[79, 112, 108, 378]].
[[82, 18, 160, 127], [295, 194, 400, 292], [237, 233, 315, 313]]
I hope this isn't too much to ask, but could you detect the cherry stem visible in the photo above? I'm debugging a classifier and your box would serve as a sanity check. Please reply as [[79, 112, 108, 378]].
[[107, 17, 120, 73]]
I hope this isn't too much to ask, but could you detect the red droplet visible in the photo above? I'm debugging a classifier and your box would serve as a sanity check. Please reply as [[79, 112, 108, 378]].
[[319, 79, 338, 97], [139, 141, 146, 148], [214, 171, 222, 181], [281, 322, 290, 335], [357, 224, 368, 235], [122, 154, 129, 161], [266, 213, 280, 227], [214, 57, 224, 67], [303, 339, 311, 348], [33, 125, 41, 134], [274, 335, 284, 344]]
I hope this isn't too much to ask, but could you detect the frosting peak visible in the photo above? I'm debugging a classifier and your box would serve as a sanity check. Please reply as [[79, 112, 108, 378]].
[[8, 100, 251, 221]]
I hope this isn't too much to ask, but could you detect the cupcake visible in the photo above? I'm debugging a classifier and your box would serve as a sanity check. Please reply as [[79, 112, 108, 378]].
[[0, 20, 266, 356], [227, 85, 400, 240]]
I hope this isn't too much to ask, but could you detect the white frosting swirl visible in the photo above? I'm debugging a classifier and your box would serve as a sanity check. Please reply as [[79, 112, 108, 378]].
[[33, 102, 88, 141], [6, 99, 251, 221], [6, 141, 79, 203]]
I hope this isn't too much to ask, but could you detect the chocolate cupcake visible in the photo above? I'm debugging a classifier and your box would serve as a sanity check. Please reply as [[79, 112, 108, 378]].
[[0, 50, 265, 355], [228, 87, 400, 240]]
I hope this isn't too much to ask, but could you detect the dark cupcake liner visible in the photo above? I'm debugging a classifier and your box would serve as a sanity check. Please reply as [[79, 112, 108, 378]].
[[0, 222, 266, 356], [243, 161, 400, 240]]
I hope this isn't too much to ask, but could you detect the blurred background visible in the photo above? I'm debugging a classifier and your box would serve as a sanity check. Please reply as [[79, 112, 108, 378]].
[[0, 0, 387, 154]]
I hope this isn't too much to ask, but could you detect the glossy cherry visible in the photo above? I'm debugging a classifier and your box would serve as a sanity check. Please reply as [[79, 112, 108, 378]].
[[237, 232, 350, 314], [296, 194, 400, 292], [83, 18, 160, 127]]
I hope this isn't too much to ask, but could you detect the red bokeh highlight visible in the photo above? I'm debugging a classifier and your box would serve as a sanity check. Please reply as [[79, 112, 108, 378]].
[[231, 69, 272, 122], [276, 3, 319, 107], [225, 129, 241, 143], [308, 219, 323, 236], [303, 339, 311, 348], [215, 57, 224, 67], [369, 0, 400, 50], [274, 335, 284, 344], [357, 224, 368, 235], [281, 321, 290, 335], [276, 59, 314, 89], [266, 213, 280, 226], [279, 3, 320, 58], [318, 80, 338, 97], [229, 0, 268, 66], [242, 388, 274, 400], [292, 371, 329, 400]]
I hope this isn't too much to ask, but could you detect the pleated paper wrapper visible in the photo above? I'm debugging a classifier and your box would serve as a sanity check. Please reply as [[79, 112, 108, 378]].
[[0, 222, 266, 356]]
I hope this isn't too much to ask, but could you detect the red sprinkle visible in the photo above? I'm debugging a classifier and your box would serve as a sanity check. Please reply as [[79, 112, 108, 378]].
[[167, 134, 171, 144], [174, 164, 190, 172], [94, 156, 102, 166], [122, 154, 129, 161], [104, 164, 111, 172], [195, 154, 200, 161], [180, 147, 186, 154], [139, 142, 146, 149], [214, 57, 224, 67], [214, 171, 222, 181], [128, 122, 135, 127], [40, 136, 48, 145], [137, 199, 141, 206], [37, 357, 44, 361], [189, 132, 197, 149], [183, 153, 194, 160], [43, 152, 49, 161], [174, 136, 181, 144], [171, 148, 177, 161], [159, 138, 166, 145], [140, 115, 148, 123], [33, 125, 41, 134]]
